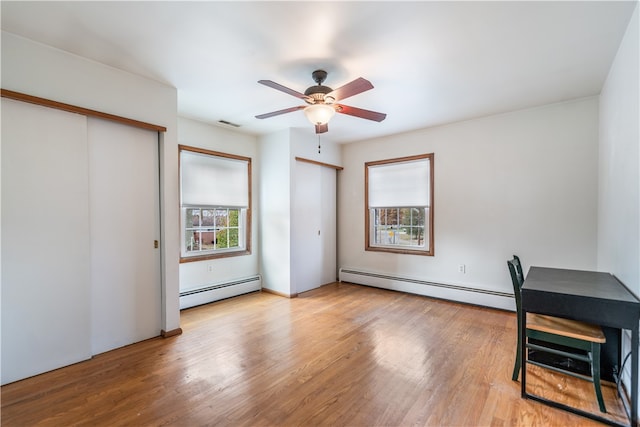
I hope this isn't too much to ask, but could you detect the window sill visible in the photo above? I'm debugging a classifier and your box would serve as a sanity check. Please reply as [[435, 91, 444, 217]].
[[180, 249, 251, 263], [365, 246, 433, 256]]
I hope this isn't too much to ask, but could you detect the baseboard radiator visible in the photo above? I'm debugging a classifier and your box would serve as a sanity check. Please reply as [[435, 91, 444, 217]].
[[180, 275, 261, 309], [339, 268, 514, 311]]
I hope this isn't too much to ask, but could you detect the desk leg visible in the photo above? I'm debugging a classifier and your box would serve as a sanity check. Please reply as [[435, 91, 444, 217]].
[[521, 309, 527, 398], [632, 324, 638, 427]]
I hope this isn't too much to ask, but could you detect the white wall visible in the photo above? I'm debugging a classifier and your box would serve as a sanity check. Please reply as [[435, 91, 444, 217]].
[[598, 4, 639, 296], [339, 97, 599, 307], [1, 32, 181, 333], [259, 128, 342, 296], [177, 117, 259, 292], [259, 130, 293, 295], [598, 3, 639, 402], [290, 128, 341, 166]]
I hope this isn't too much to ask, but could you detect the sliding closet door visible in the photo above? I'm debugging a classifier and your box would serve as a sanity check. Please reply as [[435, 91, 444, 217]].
[[1, 99, 92, 384], [293, 161, 323, 293], [292, 160, 337, 294], [88, 118, 161, 355]]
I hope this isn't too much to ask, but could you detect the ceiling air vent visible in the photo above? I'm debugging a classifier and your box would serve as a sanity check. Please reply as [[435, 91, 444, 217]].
[[218, 120, 240, 128]]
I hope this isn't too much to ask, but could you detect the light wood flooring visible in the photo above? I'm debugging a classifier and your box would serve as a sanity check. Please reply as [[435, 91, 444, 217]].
[[1, 282, 629, 426]]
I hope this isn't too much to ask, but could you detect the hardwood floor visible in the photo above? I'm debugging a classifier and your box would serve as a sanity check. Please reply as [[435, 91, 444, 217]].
[[1, 282, 628, 426]]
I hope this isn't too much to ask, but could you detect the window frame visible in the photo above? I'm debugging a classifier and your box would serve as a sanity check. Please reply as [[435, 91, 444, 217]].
[[365, 153, 434, 256], [179, 145, 252, 262]]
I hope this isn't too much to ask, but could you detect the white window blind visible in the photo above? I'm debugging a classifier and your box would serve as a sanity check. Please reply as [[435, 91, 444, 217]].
[[368, 159, 430, 208], [180, 150, 248, 207]]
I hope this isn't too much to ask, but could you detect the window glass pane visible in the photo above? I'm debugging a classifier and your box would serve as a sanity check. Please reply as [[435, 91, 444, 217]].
[[411, 208, 421, 226], [228, 228, 239, 248], [399, 208, 411, 226], [229, 209, 239, 227], [384, 208, 397, 226], [215, 209, 228, 227], [186, 208, 200, 227], [202, 209, 215, 227], [215, 229, 228, 249], [200, 230, 215, 251], [186, 230, 200, 252]]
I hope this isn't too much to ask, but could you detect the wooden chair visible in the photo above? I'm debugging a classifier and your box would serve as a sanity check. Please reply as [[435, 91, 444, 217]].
[[508, 256, 607, 413], [513, 254, 524, 282]]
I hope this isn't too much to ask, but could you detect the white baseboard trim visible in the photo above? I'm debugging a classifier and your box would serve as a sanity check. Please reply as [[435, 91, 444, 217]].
[[339, 267, 515, 311]]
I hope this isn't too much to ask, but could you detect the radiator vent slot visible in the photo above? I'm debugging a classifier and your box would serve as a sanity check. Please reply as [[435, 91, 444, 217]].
[[180, 275, 261, 309], [180, 275, 260, 297]]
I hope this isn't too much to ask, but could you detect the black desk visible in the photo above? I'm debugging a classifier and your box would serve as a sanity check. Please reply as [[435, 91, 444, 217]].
[[522, 266, 640, 427]]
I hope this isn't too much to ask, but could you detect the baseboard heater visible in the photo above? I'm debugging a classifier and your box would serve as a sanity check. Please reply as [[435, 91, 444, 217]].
[[339, 268, 514, 311], [180, 275, 261, 309]]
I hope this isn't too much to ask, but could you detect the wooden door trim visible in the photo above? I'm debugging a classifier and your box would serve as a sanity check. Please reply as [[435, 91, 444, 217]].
[[1, 89, 167, 132], [295, 156, 343, 170]]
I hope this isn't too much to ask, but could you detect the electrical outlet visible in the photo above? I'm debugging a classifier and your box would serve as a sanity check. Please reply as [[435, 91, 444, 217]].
[[458, 264, 466, 274], [207, 265, 214, 273]]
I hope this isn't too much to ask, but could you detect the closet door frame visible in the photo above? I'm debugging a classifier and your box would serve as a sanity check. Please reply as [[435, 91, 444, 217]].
[[292, 157, 342, 294]]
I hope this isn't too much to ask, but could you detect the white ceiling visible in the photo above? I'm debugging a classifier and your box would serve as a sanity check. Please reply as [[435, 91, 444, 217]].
[[1, 1, 637, 144]]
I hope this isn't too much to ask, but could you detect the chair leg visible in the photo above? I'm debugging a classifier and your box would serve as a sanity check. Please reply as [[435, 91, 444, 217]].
[[512, 345, 521, 381], [591, 342, 606, 413], [512, 323, 522, 381]]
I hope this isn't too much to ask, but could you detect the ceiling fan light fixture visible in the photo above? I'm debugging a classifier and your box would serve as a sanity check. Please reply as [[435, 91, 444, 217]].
[[304, 103, 335, 125]]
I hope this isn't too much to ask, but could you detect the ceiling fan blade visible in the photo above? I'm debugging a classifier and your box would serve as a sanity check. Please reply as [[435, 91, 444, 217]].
[[255, 105, 305, 119], [326, 77, 373, 102], [335, 104, 386, 122], [315, 123, 328, 134], [258, 80, 310, 101]]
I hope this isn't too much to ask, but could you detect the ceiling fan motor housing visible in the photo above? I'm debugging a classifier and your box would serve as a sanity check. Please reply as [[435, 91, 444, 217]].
[[304, 85, 333, 103], [304, 69, 334, 104]]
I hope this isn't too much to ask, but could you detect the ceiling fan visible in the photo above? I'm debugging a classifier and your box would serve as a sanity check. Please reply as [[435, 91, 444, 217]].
[[256, 69, 386, 134]]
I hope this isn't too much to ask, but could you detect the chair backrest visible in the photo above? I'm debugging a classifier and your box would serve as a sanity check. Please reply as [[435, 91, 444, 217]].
[[507, 257, 523, 314], [513, 254, 524, 282]]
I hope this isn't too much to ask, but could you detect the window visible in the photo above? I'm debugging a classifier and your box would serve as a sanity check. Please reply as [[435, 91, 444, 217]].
[[179, 145, 251, 261], [365, 154, 434, 255]]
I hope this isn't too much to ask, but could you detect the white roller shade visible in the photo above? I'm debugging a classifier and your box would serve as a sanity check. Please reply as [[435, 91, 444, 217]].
[[368, 158, 430, 208], [180, 150, 249, 207]]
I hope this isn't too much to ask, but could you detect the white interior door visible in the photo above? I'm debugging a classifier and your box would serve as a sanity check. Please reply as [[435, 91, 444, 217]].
[[1, 99, 92, 384], [88, 118, 161, 355], [292, 161, 337, 294], [293, 161, 322, 293]]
